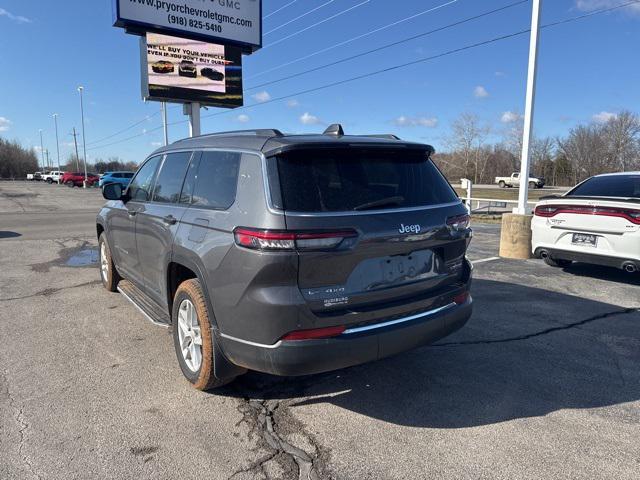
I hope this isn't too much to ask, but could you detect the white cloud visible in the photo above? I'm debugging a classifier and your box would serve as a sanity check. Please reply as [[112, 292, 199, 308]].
[[286, 99, 300, 108], [495, 71, 505, 77], [150, 141, 163, 147], [474, 86, 489, 98], [299, 112, 323, 125], [576, 1, 640, 14], [592, 111, 617, 123], [0, 117, 12, 132], [0, 8, 32, 24], [501, 111, 523, 123], [393, 116, 438, 128], [252, 91, 271, 103], [236, 114, 250, 123]]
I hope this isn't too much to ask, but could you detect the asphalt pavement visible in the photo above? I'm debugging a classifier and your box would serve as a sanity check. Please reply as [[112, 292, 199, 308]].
[[1, 182, 638, 480]]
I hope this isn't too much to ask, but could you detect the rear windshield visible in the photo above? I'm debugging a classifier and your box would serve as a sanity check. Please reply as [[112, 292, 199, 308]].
[[568, 175, 640, 198], [274, 148, 458, 212]]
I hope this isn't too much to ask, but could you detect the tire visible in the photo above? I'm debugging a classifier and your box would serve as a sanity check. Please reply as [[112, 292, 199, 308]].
[[47, 178, 53, 184], [65, 180, 74, 188], [172, 279, 235, 390], [98, 233, 120, 292], [529, 181, 537, 189], [498, 181, 506, 188], [544, 256, 572, 268]]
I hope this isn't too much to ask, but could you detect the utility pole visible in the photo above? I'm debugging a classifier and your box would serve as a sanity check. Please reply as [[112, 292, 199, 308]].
[[39, 129, 45, 171], [184, 103, 201, 138], [72, 128, 81, 171], [53, 114, 61, 183], [78, 86, 88, 188], [515, 0, 542, 215], [45, 149, 50, 171]]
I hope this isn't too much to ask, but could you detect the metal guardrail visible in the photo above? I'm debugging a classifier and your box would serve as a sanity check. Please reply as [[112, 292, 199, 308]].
[[462, 197, 537, 214]]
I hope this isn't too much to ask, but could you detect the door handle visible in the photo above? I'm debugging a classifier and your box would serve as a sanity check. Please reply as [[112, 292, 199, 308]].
[[127, 210, 137, 217], [163, 215, 177, 225]]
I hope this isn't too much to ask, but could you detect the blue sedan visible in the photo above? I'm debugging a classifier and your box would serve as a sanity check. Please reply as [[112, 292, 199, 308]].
[[99, 171, 134, 189]]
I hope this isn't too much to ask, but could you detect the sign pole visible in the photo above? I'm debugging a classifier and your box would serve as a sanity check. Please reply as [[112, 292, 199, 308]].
[[189, 102, 201, 137], [162, 102, 169, 146], [515, 0, 542, 215]]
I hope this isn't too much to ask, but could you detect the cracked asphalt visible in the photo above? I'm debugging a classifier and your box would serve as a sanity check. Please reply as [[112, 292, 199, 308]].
[[1, 182, 639, 480]]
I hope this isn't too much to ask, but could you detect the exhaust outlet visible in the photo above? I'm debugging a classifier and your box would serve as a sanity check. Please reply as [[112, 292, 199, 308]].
[[539, 250, 549, 259], [623, 263, 637, 273]]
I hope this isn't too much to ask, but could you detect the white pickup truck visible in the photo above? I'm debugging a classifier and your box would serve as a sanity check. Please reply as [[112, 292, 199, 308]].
[[42, 171, 64, 184], [26, 171, 42, 181], [495, 172, 545, 189]]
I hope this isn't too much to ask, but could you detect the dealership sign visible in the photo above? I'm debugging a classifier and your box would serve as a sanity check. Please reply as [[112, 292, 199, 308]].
[[141, 32, 243, 108], [114, 0, 262, 52]]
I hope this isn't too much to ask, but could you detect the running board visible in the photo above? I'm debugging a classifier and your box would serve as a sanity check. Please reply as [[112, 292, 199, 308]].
[[117, 280, 170, 328]]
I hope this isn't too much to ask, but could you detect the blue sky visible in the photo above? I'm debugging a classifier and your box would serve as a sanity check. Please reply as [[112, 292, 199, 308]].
[[1, 0, 639, 166]]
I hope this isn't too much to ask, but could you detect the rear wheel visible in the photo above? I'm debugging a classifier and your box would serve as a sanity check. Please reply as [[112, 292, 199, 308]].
[[99, 233, 120, 292], [172, 279, 235, 390], [47, 178, 53, 184], [529, 181, 537, 189], [498, 181, 506, 188], [65, 180, 74, 188], [544, 256, 572, 268]]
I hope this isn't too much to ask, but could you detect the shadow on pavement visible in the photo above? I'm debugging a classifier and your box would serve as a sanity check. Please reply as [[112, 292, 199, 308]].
[[0, 231, 21, 239], [221, 278, 640, 428], [562, 263, 640, 286]]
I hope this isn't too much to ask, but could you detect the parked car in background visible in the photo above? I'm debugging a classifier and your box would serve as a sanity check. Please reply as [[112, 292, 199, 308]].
[[27, 172, 42, 181], [495, 172, 545, 189], [42, 171, 64, 184], [99, 171, 134, 188], [62, 171, 100, 187], [97, 125, 473, 390], [532, 172, 640, 272]]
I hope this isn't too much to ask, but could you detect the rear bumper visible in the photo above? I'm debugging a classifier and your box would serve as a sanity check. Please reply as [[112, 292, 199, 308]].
[[219, 299, 472, 376], [534, 247, 640, 270]]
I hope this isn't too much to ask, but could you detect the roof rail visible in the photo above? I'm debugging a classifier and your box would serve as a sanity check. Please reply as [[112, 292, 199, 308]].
[[361, 134, 401, 140], [173, 129, 284, 143]]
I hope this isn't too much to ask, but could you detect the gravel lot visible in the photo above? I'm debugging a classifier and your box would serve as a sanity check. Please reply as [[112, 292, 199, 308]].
[[1, 182, 638, 480]]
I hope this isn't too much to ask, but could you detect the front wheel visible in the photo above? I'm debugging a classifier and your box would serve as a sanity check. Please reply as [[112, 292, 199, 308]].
[[172, 279, 236, 390], [529, 181, 537, 189], [99, 233, 120, 291], [544, 256, 572, 268]]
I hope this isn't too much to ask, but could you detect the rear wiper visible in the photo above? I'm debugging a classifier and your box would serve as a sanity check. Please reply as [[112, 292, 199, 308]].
[[353, 196, 405, 211]]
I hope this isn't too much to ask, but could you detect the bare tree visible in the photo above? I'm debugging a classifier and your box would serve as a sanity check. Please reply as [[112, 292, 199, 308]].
[[446, 113, 491, 184], [602, 110, 640, 171]]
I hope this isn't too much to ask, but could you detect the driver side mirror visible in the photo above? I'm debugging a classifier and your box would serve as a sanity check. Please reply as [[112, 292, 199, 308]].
[[102, 182, 127, 201]]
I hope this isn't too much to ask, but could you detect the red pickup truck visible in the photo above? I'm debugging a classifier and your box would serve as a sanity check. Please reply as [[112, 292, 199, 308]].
[[62, 172, 100, 187]]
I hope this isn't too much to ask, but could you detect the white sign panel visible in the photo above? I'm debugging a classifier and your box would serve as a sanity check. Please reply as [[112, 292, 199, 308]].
[[114, 0, 262, 51]]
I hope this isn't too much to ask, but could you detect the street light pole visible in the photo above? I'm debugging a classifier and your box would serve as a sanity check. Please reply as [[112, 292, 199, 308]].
[[39, 129, 45, 171], [162, 102, 169, 146], [515, 0, 542, 215], [53, 114, 61, 184], [78, 86, 89, 188]]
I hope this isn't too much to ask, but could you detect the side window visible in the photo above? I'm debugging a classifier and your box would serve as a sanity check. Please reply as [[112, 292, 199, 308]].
[[179, 153, 201, 205], [128, 156, 162, 202], [152, 152, 193, 204], [190, 151, 241, 209], [112, 173, 122, 178]]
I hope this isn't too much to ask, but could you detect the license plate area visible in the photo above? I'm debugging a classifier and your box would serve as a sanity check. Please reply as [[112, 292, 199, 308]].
[[381, 250, 434, 284], [572, 233, 597, 247]]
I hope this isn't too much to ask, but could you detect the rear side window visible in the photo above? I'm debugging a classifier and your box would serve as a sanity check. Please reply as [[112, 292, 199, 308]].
[[188, 151, 241, 209], [112, 173, 122, 178], [153, 152, 192, 204], [123, 172, 134, 178], [569, 175, 640, 198], [274, 148, 458, 212], [128, 156, 161, 201]]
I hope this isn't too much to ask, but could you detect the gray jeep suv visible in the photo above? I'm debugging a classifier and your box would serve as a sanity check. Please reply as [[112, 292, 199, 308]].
[[97, 126, 473, 390]]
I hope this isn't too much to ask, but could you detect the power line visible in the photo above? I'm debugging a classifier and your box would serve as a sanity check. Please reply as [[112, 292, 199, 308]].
[[264, 0, 372, 49], [264, 0, 338, 36], [86, 110, 161, 146], [87, 0, 640, 151], [246, 0, 527, 92], [264, 0, 300, 20], [247, 0, 459, 79]]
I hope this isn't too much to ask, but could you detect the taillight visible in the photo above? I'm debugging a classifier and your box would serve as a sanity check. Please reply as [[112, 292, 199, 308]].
[[281, 325, 346, 341], [233, 227, 358, 251], [534, 204, 640, 224], [447, 214, 470, 231], [453, 291, 470, 305]]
